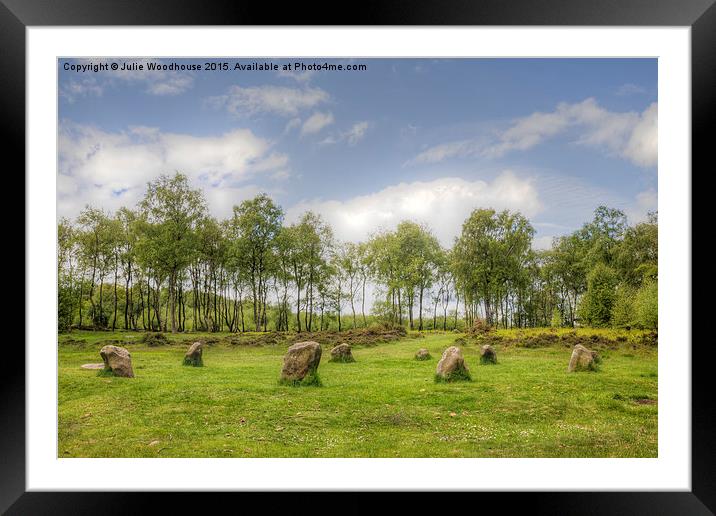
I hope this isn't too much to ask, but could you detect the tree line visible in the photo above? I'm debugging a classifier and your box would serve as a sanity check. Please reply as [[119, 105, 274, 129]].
[[58, 173, 658, 333]]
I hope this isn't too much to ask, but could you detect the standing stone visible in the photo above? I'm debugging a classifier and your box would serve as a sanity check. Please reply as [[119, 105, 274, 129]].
[[568, 344, 599, 372], [415, 348, 431, 361], [183, 341, 203, 367], [435, 346, 471, 382], [330, 343, 355, 363], [99, 345, 134, 378], [479, 344, 497, 364], [281, 341, 322, 384]]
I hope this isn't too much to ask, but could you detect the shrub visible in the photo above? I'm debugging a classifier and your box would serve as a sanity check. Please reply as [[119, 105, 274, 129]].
[[634, 280, 658, 330], [57, 275, 74, 333], [141, 332, 169, 346], [550, 308, 562, 328], [611, 284, 637, 328], [578, 263, 618, 327]]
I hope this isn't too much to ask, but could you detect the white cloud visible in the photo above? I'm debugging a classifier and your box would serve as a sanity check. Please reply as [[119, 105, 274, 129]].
[[484, 107, 572, 158], [409, 98, 658, 168], [320, 121, 370, 146], [106, 59, 193, 96], [284, 117, 302, 134], [286, 171, 542, 246], [532, 235, 555, 251], [616, 83, 647, 96], [207, 85, 329, 117], [58, 122, 288, 218], [400, 124, 419, 139], [621, 103, 658, 167], [345, 121, 370, 145], [61, 58, 194, 101], [318, 135, 338, 145], [301, 112, 334, 135], [276, 69, 316, 84], [626, 188, 658, 224], [408, 139, 477, 165], [59, 77, 103, 103], [203, 185, 264, 220]]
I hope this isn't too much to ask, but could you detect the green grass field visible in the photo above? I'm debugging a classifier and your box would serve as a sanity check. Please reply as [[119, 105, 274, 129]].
[[58, 329, 657, 458]]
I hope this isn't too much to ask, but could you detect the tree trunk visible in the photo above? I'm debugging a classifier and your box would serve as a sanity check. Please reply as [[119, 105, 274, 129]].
[[296, 283, 302, 333], [361, 277, 367, 327], [78, 276, 84, 327], [418, 287, 424, 331], [98, 276, 104, 328], [124, 260, 131, 330], [454, 290, 460, 330], [112, 256, 118, 331]]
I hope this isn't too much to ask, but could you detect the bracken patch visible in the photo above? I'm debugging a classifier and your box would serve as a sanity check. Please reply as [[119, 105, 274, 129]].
[[140, 332, 169, 347]]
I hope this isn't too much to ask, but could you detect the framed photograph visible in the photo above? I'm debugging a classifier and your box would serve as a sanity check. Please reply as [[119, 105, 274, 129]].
[[6, 0, 712, 512]]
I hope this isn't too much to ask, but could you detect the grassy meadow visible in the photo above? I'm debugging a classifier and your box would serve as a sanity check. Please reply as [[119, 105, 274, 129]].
[[58, 329, 657, 458]]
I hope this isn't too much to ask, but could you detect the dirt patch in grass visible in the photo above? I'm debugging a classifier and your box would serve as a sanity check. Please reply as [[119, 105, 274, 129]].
[[361, 412, 423, 428], [613, 393, 657, 405]]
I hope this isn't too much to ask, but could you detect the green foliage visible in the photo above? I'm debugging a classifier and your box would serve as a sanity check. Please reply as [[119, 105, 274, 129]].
[[634, 280, 658, 329], [550, 308, 562, 328], [613, 213, 658, 287], [228, 194, 286, 331], [609, 278, 657, 331], [58, 274, 75, 332], [452, 209, 534, 326], [611, 284, 637, 328], [369, 299, 397, 325], [578, 263, 618, 327], [59, 182, 656, 335], [137, 173, 207, 333], [365, 221, 444, 330], [579, 205, 627, 268]]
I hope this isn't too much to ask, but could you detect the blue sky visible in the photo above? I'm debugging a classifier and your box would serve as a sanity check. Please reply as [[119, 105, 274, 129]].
[[58, 58, 657, 248]]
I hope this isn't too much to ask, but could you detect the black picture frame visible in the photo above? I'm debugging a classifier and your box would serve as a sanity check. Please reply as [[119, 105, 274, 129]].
[[4, 0, 712, 513]]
